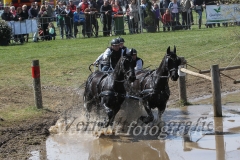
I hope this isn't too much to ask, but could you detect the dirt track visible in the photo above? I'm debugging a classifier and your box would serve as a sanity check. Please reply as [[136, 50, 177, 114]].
[[0, 69, 240, 159]]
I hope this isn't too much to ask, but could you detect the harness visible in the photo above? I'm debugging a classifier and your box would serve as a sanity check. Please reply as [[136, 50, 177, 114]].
[[138, 55, 177, 100], [96, 57, 133, 99]]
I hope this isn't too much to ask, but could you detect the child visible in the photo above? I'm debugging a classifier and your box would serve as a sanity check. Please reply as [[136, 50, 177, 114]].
[[162, 8, 172, 31], [153, 3, 160, 32], [48, 22, 56, 40]]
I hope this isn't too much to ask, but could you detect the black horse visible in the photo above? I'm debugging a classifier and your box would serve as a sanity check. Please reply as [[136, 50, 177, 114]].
[[84, 56, 136, 127], [129, 46, 182, 124]]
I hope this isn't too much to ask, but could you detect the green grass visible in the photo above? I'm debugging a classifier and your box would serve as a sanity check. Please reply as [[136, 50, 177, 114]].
[[0, 25, 239, 89], [0, 106, 49, 126]]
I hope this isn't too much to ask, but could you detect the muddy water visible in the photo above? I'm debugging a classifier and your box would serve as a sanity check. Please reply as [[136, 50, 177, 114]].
[[29, 92, 240, 160]]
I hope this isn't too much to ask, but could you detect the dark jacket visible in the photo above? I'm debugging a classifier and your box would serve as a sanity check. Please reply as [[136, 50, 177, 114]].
[[1, 12, 13, 21], [109, 47, 122, 69], [13, 12, 26, 21], [64, 10, 73, 25], [193, 0, 204, 6], [22, 10, 29, 20], [100, 4, 112, 20], [29, 7, 38, 18]]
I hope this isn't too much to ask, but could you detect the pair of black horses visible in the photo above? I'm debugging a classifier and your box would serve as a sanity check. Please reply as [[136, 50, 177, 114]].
[[84, 46, 182, 127]]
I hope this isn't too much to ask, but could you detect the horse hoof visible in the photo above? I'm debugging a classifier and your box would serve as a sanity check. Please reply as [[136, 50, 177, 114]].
[[139, 116, 154, 124], [98, 122, 104, 127], [139, 116, 147, 122]]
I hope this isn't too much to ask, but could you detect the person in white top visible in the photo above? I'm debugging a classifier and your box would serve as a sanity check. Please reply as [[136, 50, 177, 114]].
[[93, 38, 122, 72]]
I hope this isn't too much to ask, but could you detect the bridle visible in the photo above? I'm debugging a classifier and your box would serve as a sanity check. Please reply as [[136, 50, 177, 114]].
[[163, 54, 179, 78]]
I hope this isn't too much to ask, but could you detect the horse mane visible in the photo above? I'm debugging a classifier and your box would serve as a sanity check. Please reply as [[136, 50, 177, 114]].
[[114, 56, 125, 77], [155, 54, 167, 75]]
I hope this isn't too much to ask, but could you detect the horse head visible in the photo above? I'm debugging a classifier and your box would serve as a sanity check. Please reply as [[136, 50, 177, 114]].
[[117, 55, 136, 83], [165, 46, 181, 81]]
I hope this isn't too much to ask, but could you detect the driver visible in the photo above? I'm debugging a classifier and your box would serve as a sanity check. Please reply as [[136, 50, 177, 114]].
[[93, 38, 122, 71], [117, 37, 130, 57]]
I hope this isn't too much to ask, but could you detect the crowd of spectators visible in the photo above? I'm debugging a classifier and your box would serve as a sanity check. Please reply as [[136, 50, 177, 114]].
[[0, 0, 240, 43]]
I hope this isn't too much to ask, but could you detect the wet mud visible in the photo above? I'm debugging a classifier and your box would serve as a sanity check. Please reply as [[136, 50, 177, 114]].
[[30, 100, 240, 160]]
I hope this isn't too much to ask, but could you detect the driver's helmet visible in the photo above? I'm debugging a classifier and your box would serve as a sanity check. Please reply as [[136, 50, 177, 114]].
[[128, 48, 137, 56], [111, 38, 120, 46], [117, 37, 125, 43]]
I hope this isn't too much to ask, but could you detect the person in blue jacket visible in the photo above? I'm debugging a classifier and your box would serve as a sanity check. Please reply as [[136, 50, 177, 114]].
[[73, 6, 86, 38]]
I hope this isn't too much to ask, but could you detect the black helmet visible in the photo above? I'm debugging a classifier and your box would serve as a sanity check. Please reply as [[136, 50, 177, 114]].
[[111, 38, 120, 46], [130, 48, 137, 55], [126, 48, 137, 56], [118, 37, 125, 43]]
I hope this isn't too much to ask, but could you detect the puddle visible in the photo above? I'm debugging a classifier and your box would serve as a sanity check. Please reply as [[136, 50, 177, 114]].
[[190, 90, 240, 105], [29, 104, 240, 160]]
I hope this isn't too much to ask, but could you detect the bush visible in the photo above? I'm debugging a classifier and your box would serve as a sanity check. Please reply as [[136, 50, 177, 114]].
[[144, 0, 155, 27], [0, 20, 12, 40]]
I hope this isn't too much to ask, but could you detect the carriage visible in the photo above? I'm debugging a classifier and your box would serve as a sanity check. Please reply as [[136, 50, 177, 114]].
[[84, 46, 181, 127]]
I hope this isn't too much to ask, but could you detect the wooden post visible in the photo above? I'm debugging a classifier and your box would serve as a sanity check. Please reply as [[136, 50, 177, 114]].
[[211, 65, 222, 117], [178, 57, 187, 105], [32, 60, 42, 109], [214, 117, 225, 160]]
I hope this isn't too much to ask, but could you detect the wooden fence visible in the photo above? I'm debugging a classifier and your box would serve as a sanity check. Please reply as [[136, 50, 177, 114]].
[[177, 57, 240, 117]]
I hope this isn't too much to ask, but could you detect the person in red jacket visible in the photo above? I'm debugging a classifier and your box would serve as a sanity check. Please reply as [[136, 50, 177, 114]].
[[162, 8, 172, 31], [69, 0, 76, 12], [79, 0, 89, 12]]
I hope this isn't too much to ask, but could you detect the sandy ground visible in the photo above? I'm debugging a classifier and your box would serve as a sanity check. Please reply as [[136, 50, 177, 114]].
[[0, 69, 240, 159]]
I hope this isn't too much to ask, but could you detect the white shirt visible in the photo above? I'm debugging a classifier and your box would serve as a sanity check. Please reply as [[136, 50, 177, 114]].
[[94, 47, 130, 63], [135, 58, 143, 70]]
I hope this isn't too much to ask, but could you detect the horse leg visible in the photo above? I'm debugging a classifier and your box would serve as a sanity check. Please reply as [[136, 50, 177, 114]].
[[102, 103, 114, 127], [139, 101, 154, 124], [108, 105, 121, 127], [83, 94, 93, 121], [157, 101, 167, 127]]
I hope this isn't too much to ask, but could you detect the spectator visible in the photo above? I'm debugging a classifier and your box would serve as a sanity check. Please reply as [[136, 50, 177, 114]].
[[28, 3, 39, 42], [10, 6, 16, 17], [13, 7, 26, 43], [129, 0, 139, 34], [69, 0, 76, 12], [153, 3, 160, 31], [97, 0, 104, 12], [64, 5, 74, 38], [89, 0, 98, 9], [180, 0, 194, 30], [79, 0, 89, 12], [35, 2, 40, 13], [22, 5, 29, 19], [168, 0, 181, 23], [193, 0, 204, 29], [100, 0, 112, 36], [45, 1, 53, 18], [159, 0, 170, 16], [28, 3, 38, 18], [112, 0, 123, 15], [84, 4, 98, 37], [140, 0, 147, 18], [38, 5, 50, 40], [48, 22, 56, 40], [1, 6, 13, 21], [21, 5, 29, 42], [162, 8, 172, 31], [56, 1, 66, 39], [73, 6, 86, 38]]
